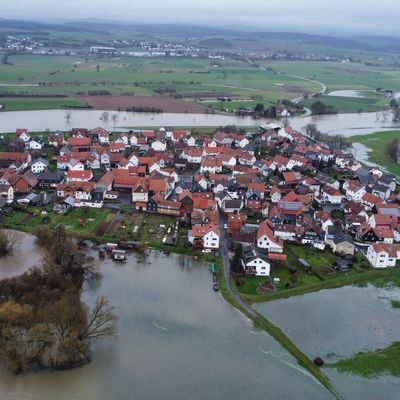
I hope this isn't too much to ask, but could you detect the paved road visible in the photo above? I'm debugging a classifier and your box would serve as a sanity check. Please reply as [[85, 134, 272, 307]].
[[218, 214, 257, 318]]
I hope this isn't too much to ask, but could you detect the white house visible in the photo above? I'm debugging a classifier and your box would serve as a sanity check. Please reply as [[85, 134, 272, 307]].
[[189, 225, 220, 249], [321, 186, 343, 205], [182, 148, 202, 164], [132, 182, 149, 203], [151, 139, 167, 152], [256, 220, 284, 253], [68, 159, 85, 171], [186, 136, 196, 147], [26, 138, 44, 150], [367, 243, 400, 268], [242, 247, 271, 276], [16, 129, 30, 142], [345, 185, 366, 202], [31, 158, 49, 174], [0, 184, 14, 203]]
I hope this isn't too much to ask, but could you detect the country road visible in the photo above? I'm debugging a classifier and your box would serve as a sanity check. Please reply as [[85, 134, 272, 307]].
[[218, 213, 257, 318]]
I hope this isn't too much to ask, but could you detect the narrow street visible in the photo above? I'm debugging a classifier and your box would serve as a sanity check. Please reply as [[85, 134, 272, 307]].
[[218, 214, 257, 318]]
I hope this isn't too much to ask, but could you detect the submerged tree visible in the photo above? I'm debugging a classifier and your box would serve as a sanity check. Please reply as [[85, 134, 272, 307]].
[[0, 229, 22, 256]]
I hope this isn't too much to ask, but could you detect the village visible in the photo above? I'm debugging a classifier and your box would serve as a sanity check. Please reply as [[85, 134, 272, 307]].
[[0, 122, 399, 295]]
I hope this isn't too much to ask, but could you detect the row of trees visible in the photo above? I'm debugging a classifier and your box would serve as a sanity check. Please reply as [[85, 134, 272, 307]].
[[303, 123, 347, 150], [0, 227, 117, 373]]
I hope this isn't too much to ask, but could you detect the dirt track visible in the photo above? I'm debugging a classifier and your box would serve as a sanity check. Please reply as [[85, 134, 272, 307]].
[[76, 95, 207, 113]]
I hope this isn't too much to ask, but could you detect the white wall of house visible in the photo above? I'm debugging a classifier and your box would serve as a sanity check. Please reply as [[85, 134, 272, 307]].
[[31, 161, 47, 174], [243, 258, 271, 276], [75, 191, 92, 200], [132, 192, 149, 203], [257, 235, 283, 253], [74, 200, 103, 208], [203, 231, 220, 249], [367, 246, 395, 268], [151, 141, 167, 152]]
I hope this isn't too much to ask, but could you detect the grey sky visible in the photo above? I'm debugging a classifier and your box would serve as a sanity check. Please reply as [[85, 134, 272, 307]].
[[2, 0, 400, 35]]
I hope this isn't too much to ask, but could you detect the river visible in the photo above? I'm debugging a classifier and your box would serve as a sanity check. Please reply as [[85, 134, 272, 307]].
[[0, 233, 332, 400], [0, 108, 400, 137]]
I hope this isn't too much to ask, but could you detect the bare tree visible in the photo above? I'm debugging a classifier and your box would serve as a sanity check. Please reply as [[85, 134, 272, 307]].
[[65, 111, 72, 122], [78, 296, 118, 341], [111, 113, 118, 132], [0, 229, 22, 256]]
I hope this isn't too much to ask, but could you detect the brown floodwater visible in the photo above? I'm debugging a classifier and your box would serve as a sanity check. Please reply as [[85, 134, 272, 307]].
[[0, 233, 333, 400]]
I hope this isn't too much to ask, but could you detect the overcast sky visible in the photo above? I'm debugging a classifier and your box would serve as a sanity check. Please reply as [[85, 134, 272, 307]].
[[2, 0, 400, 35]]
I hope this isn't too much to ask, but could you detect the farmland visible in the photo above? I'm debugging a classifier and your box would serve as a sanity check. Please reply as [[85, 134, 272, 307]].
[[302, 92, 390, 113], [0, 54, 399, 113], [267, 61, 400, 92], [0, 55, 321, 111], [0, 96, 87, 110]]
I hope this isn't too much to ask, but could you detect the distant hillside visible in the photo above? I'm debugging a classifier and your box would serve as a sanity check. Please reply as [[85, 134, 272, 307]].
[[199, 37, 232, 48], [1, 19, 400, 55]]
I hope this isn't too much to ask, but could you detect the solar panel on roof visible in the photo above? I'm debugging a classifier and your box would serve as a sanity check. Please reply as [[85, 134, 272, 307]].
[[279, 201, 302, 210], [378, 208, 400, 216]]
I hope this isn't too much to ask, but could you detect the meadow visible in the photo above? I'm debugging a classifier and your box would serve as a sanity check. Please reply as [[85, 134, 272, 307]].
[[348, 130, 400, 177]]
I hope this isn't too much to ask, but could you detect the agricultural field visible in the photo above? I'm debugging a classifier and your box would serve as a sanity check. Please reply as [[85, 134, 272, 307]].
[[267, 61, 400, 92], [303, 92, 390, 113], [0, 97, 87, 111], [0, 55, 321, 110]]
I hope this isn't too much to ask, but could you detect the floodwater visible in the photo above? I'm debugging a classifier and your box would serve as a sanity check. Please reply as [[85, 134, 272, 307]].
[[0, 233, 333, 400], [0, 108, 400, 137], [254, 285, 400, 400], [0, 231, 43, 279], [351, 142, 385, 169], [328, 90, 366, 98]]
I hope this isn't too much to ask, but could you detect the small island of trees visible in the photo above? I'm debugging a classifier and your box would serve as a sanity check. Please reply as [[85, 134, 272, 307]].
[[0, 227, 118, 373]]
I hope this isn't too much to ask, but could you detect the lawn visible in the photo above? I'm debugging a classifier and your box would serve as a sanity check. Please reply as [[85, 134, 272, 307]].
[[348, 130, 400, 177], [329, 342, 400, 378], [2, 207, 112, 238], [236, 244, 375, 301]]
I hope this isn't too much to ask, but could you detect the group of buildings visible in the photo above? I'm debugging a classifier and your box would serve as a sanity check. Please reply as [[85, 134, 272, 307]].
[[1, 123, 400, 273]]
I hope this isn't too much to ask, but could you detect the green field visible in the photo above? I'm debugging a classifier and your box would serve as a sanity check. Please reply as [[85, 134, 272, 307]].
[[267, 61, 400, 92], [0, 97, 87, 110], [329, 342, 400, 378], [0, 55, 321, 108], [348, 130, 400, 177], [303, 92, 390, 113], [1, 55, 399, 113]]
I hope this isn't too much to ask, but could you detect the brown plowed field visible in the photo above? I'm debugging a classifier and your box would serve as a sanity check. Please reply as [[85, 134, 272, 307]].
[[76, 95, 207, 113]]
